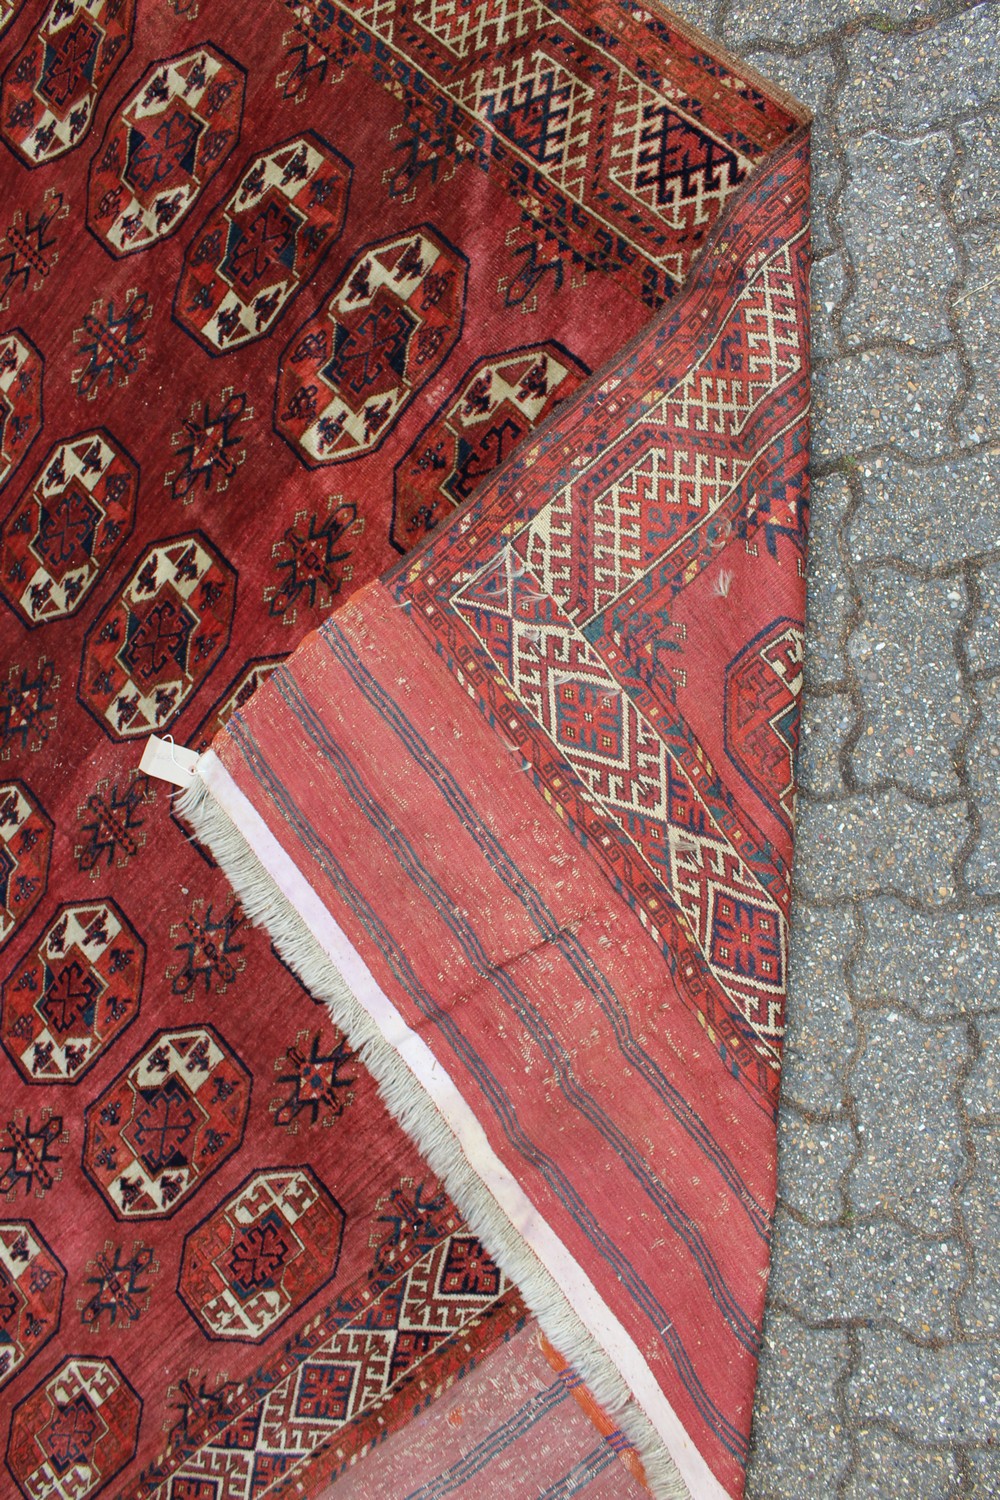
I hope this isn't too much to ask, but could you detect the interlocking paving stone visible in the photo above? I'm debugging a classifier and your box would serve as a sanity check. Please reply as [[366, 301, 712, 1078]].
[[776, 1111, 856, 1221], [954, 221, 1000, 446], [845, 1428, 959, 1499], [782, 903, 858, 1112], [848, 569, 967, 796], [795, 790, 965, 901], [746, 1313, 851, 1497], [848, 1011, 970, 1231], [840, 4, 1000, 135], [737, 4, 1000, 1491], [968, 560, 1000, 675], [966, 674, 1000, 893], [811, 250, 845, 360], [848, 1331, 1000, 1443], [804, 474, 853, 690], [848, 448, 999, 565], [957, 1124, 1000, 1334], [857, 899, 1000, 1018], [769, 1208, 965, 1337], [725, 0, 955, 50], [966, 1445, 1000, 1498], [812, 347, 960, 462], [952, 106, 1000, 222], [799, 691, 853, 796], [840, 133, 957, 348], [964, 1017, 1000, 1119]]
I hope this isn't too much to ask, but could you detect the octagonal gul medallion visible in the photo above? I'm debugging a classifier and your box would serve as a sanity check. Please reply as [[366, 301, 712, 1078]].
[[0, 781, 52, 952], [0, 330, 43, 495], [391, 342, 588, 552], [174, 132, 352, 355], [0, 429, 138, 627], [0, 0, 136, 168], [6, 1356, 141, 1500], [87, 45, 246, 258], [275, 224, 467, 466], [83, 1026, 250, 1219], [78, 531, 236, 740], [0, 1221, 64, 1389], [1, 900, 144, 1085], [179, 1167, 345, 1342]]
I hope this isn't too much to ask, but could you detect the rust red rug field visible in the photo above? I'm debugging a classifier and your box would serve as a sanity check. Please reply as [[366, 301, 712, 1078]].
[[0, 1, 808, 1497]]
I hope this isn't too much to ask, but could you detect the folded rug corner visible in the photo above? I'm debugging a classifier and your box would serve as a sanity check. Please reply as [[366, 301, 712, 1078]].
[[178, 78, 811, 1500]]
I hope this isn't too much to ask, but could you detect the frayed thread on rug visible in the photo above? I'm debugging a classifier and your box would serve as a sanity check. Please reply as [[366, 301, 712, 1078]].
[[177, 769, 693, 1500]]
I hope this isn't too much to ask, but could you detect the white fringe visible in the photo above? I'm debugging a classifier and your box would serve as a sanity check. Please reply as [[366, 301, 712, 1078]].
[[176, 772, 694, 1500]]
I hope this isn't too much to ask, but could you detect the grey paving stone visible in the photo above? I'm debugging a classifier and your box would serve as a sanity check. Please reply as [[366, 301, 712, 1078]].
[[794, 790, 964, 901], [969, 560, 1000, 676], [958, 1123, 1000, 1333], [848, 1330, 1000, 1443], [805, 474, 853, 690], [742, 48, 840, 256], [776, 1110, 855, 1221], [783, 902, 858, 1112], [654, 0, 718, 27], [966, 674, 1000, 893], [746, 1312, 851, 1498], [964, 1017, 1000, 1120], [952, 106, 1000, 223], [811, 250, 845, 361], [840, 132, 957, 348], [845, 1428, 959, 1500], [954, 221, 1000, 446], [848, 1009, 970, 1231], [840, 5, 1000, 136], [769, 1206, 965, 1337], [849, 447, 1000, 566], [847, 569, 967, 797], [736, 0, 1000, 1488], [813, 347, 960, 462], [857, 898, 1000, 1019], [966, 1445, 1000, 1498], [799, 691, 852, 796], [725, 0, 951, 50]]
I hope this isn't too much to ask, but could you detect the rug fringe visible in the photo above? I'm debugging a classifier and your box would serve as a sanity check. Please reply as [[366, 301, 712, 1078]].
[[177, 770, 695, 1500]]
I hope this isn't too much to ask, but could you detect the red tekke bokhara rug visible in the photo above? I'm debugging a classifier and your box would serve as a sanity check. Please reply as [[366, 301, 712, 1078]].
[[0, 1, 810, 1498]]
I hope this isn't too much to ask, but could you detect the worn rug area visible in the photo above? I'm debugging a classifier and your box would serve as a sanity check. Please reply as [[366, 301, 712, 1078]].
[[0, 1, 808, 1498]]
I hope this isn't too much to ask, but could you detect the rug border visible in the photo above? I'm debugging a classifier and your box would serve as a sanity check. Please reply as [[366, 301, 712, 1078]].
[[178, 748, 733, 1500]]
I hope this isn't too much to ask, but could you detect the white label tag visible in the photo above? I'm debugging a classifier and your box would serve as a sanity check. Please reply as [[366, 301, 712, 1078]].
[[139, 735, 201, 788]]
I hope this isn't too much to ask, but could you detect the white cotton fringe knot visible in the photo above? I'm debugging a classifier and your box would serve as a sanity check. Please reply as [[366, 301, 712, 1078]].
[[177, 770, 691, 1500]]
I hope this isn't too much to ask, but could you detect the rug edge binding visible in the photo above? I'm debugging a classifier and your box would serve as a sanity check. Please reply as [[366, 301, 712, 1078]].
[[177, 765, 702, 1500]]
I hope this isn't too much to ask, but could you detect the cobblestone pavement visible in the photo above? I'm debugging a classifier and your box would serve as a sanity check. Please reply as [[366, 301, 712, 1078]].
[[669, 0, 1000, 1494]]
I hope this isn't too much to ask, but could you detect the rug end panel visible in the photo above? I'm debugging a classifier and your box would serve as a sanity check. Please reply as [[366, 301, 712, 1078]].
[[176, 762, 701, 1500]]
